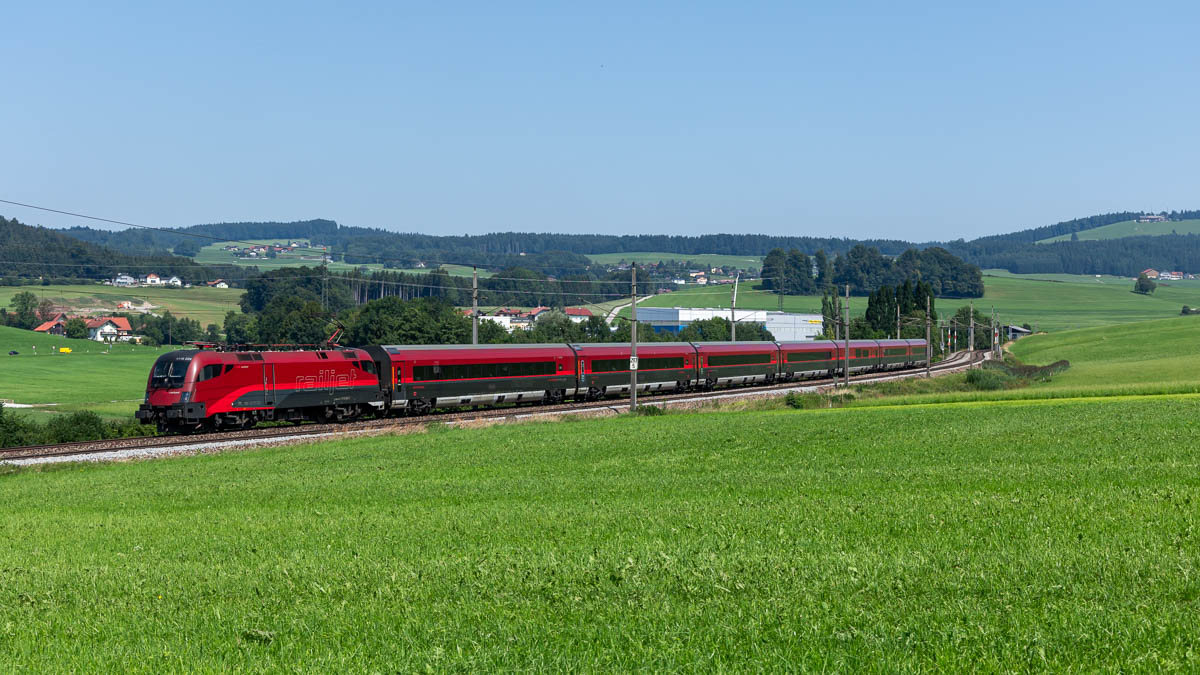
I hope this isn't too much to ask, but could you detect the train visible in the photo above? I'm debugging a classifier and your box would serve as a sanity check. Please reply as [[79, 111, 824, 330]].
[[136, 339, 928, 433]]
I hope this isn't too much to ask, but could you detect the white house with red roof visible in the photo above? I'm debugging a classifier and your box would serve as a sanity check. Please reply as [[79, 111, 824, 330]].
[[85, 317, 134, 342], [564, 307, 593, 323]]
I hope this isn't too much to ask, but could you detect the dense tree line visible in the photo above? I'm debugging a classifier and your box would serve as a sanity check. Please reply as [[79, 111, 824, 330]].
[[0, 216, 241, 282], [759, 245, 982, 298], [949, 234, 1200, 276]]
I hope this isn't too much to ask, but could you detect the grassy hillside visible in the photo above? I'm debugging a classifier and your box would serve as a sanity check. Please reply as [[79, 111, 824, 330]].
[[5, 399, 1200, 669], [1038, 218, 1200, 243], [979, 272, 1200, 331], [0, 325, 162, 420], [0, 284, 244, 327], [192, 240, 381, 272], [586, 251, 764, 269], [192, 241, 487, 278], [1009, 313, 1200, 392], [846, 313, 1200, 409]]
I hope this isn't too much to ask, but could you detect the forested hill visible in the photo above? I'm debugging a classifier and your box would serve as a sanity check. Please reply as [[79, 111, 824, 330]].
[[60, 220, 917, 265], [52, 209, 1200, 278], [960, 210, 1200, 246], [0, 216, 240, 283]]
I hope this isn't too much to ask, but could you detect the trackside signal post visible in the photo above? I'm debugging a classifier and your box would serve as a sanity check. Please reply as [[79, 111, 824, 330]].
[[630, 266, 638, 412]]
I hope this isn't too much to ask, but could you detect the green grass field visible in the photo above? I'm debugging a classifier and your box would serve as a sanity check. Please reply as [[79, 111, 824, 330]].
[[0, 326, 163, 421], [4, 397, 1200, 669], [586, 251, 764, 269], [0, 284, 244, 328], [1038, 218, 1200, 243]]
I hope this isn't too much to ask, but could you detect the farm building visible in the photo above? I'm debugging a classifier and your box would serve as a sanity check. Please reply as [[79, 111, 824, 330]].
[[632, 307, 824, 341]]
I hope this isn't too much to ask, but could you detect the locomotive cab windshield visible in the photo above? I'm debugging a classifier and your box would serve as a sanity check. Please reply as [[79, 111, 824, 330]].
[[150, 352, 195, 389]]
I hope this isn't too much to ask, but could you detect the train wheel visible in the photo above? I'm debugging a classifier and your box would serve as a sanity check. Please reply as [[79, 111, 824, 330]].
[[545, 389, 565, 405], [409, 398, 432, 416]]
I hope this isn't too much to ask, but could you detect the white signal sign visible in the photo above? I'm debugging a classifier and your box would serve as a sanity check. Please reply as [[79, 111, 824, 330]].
[[629, 356, 638, 370]]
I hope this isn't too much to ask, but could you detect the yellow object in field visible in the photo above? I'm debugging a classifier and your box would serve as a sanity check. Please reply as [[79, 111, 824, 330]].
[[59, 347, 72, 353]]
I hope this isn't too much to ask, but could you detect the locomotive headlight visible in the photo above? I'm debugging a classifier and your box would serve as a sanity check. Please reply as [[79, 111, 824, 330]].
[[180, 392, 191, 403]]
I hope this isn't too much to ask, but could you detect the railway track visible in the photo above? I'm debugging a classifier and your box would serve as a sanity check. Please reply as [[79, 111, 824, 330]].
[[2, 350, 983, 465]]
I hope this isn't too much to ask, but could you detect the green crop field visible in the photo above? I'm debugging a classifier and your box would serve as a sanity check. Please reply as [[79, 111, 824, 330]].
[[586, 251, 764, 269], [4, 396, 1200, 670], [0, 284, 244, 328], [1038, 218, 1200, 243], [0, 326, 163, 421]]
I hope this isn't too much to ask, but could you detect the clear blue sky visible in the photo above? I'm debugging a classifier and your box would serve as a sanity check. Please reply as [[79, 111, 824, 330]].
[[3, 1, 1197, 241]]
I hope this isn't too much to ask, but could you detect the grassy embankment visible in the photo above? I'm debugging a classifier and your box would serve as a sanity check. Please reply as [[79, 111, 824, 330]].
[[3, 396, 1199, 669], [837, 313, 1200, 408], [0, 284, 244, 328], [1038, 218, 1200, 242]]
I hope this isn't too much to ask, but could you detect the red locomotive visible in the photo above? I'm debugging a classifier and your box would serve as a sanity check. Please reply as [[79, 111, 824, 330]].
[[137, 339, 929, 433]]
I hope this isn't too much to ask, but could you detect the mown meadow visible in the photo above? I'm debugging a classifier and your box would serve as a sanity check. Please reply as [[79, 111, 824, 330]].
[[0, 325, 160, 421], [4, 399, 1200, 669]]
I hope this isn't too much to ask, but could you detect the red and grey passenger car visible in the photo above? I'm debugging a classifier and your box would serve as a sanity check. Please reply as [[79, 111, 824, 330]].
[[692, 341, 778, 389], [570, 342, 695, 399], [364, 343, 577, 414]]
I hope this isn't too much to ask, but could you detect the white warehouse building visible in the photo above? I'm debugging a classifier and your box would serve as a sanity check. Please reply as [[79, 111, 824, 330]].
[[633, 307, 824, 341]]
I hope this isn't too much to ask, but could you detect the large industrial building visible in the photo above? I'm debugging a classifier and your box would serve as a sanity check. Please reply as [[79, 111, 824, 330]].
[[634, 307, 825, 341]]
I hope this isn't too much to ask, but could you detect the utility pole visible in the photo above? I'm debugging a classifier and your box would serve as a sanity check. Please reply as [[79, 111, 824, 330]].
[[471, 266, 479, 345], [925, 295, 931, 378], [896, 303, 901, 340], [630, 266, 638, 411], [321, 247, 329, 312], [967, 301, 975, 363], [843, 284, 850, 388], [779, 265, 785, 312], [730, 273, 740, 342]]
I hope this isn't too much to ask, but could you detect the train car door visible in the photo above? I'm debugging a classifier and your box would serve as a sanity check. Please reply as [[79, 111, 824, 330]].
[[263, 364, 276, 406]]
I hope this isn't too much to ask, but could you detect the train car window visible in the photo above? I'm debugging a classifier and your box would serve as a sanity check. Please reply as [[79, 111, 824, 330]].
[[787, 351, 832, 362], [884, 348, 907, 356], [237, 354, 255, 361], [198, 364, 224, 381], [224, 365, 234, 375], [412, 361, 555, 381], [707, 353, 771, 367]]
